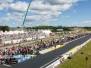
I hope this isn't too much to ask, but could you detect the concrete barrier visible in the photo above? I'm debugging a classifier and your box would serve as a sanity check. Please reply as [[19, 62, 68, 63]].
[[39, 44, 65, 54], [39, 49, 51, 54]]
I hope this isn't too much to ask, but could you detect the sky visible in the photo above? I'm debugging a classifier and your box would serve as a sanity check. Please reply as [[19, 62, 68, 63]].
[[0, 0, 91, 27]]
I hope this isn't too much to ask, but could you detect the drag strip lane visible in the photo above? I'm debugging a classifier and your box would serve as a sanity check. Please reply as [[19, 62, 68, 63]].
[[1, 35, 91, 68]]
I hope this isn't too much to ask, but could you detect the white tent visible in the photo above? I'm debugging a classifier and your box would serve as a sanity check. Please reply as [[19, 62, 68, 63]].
[[3, 30, 25, 35], [41, 30, 52, 35]]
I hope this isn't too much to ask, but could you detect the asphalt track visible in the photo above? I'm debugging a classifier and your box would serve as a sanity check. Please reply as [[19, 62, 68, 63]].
[[1, 35, 91, 68]]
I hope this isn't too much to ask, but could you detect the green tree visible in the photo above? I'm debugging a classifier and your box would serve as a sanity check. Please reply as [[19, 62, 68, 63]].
[[0, 26, 10, 32]]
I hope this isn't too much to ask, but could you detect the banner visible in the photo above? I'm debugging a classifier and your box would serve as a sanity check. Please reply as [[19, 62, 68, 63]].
[[18, 56, 31, 63]]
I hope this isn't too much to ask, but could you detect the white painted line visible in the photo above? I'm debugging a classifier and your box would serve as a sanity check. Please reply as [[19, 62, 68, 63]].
[[40, 57, 59, 68], [3, 64, 11, 67]]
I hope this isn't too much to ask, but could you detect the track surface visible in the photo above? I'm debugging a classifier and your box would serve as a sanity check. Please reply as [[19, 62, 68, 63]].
[[1, 35, 91, 68]]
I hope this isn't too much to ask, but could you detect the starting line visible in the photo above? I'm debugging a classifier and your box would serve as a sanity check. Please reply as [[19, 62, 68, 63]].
[[3, 64, 11, 67]]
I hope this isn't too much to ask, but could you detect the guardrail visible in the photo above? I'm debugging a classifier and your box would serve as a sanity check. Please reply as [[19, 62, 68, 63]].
[[44, 38, 91, 68]]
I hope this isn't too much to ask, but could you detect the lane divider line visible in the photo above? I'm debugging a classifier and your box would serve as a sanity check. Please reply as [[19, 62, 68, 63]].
[[40, 57, 59, 68]]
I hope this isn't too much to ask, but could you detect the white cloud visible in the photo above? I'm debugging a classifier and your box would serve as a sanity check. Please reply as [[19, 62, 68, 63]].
[[0, 0, 13, 3], [6, 0, 74, 21], [8, 1, 28, 12], [30, 10, 62, 17], [53, 19, 58, 21], [0, 3, 9, 10], [0, 17, 9, 24], [6, 0, 74, 13], [62, 15, 70, 18], [60, 4, 73, 11], [44, 0, 78, 5], [13, 23, 15, 24], [0, 12, 24, 25], [0, 0, 81, 26], [26, 15, 41, 22], [72, 20, 91, 27], [30, 1, 60, 11], [81, 20, 91, 24], [0, 13, 11, 24], [29, 0, 62, 18], [26, 15, 52, 22], [6, 13, 11, 17], [11, 12, 24, 23], [7, 13, 10, 16], [30, 1, 72, 15]]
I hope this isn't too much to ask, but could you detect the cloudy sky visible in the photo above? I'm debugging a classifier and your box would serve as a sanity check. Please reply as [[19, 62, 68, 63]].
[[0, 0, 91, 27]]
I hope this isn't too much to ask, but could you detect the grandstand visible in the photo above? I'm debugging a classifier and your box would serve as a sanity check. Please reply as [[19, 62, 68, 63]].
[[0, 30, 53, 46]]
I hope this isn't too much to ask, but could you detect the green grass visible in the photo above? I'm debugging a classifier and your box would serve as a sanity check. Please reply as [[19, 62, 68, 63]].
[[84, 27, 91, 31], [58, 41, 91, 68]]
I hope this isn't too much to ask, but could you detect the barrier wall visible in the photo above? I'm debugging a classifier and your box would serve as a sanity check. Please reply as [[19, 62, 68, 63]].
[[39, 48, 51, 54], [45, 38, 91, 68], [0, 55, 37, 64], [38, 36, 45, 39], [45, 59, 60, 68], [12, 55, 32, 63], [13, 55, 23, 58], [26, 38, 32, 41], [39, 44, 64, 54], [18, 56, 31, 63], [3, 36, 46, 45]]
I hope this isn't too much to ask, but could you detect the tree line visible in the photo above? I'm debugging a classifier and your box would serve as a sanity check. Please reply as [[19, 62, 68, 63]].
[[26, 26, 70, 32], [0, 25, 91, 32], [0, 26, 10, 32]]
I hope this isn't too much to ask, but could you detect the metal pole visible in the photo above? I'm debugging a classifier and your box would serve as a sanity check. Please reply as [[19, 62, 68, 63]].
[[22, 0, 32, 28]]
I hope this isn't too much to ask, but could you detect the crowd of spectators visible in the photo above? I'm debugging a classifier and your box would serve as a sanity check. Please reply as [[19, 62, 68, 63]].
[[0, 33, 90, 64], [2, 30, 47, 40], [0, 30, 50, 45]]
